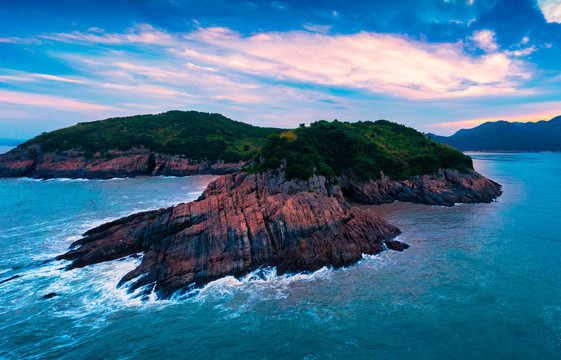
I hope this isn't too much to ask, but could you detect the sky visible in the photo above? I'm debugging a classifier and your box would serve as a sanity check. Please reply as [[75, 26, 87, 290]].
[[1, 0, 561, 138]]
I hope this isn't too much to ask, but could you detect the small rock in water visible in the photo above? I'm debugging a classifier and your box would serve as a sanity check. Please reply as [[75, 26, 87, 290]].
[[40, 292, 59, 300], [0, 275, 21, 284], [385, 240, 410, 252]]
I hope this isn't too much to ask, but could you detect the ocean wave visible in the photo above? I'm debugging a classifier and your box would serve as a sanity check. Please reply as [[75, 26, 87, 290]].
[[14, 177, 129, 182], [0, 246, 397, 318]]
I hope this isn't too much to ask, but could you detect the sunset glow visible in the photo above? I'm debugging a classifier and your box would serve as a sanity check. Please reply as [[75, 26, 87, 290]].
[[1, 1, 560, 138]]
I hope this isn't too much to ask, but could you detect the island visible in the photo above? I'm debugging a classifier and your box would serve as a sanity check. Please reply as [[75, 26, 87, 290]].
[[12, 113, 500, 299], [0, 111, 284, 179]]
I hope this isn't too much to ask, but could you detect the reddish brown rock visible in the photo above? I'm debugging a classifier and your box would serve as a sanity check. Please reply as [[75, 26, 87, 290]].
[[385, 240, 410, 252], [57, 172, 401, 298], [0, 147, 247, 179], [151, 154, 248, 176], [339, 169, 502, 206], [0, 147, 37, 177], [32, 152, 155, 179]]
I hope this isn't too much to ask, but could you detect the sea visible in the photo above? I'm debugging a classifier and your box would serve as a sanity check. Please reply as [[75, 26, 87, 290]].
[[0, 150, 560, 360]]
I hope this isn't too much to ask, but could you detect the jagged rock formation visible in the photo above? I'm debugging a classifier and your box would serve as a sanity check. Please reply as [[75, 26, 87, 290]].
[[339, 169, 502, 206], [0, 147, 247, 179], [57, 172, 402, 298]]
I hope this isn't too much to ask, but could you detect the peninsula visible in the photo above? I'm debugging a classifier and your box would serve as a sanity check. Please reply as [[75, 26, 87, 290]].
[[43, 113, 502, 298], [0, 111, 284, 179]]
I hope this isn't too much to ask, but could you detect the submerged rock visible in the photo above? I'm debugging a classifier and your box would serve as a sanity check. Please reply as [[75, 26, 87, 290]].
[[40, 292, 58, 300], [0, 275, 21, 285], [339, 169, 502, 206], [57, 172, 401, 298]]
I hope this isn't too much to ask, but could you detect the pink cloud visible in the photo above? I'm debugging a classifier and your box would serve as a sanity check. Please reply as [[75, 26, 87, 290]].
[[0, 72, 84, 84], [538, 0, 561, 23], [470, 30, 498, 52], [42, 24, 175, 45], [32, 24, 535, 101], [430, 102, 561, 131], [0, 90, 125, 112], [35, 74, 84, 83], [179, 27, 531, 99]]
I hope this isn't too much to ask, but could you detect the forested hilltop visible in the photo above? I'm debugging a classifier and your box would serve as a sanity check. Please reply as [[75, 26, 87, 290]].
[[20, 110, 285, 162], [3, 111, 475, 181], [253, 120, 473, 181]]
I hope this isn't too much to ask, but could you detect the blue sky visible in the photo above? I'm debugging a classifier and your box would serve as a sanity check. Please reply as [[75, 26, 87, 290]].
[[1, 0, 561, 138]]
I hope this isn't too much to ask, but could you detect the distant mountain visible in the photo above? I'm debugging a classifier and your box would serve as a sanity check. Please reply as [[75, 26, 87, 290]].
[[427, 116, 561, 151]]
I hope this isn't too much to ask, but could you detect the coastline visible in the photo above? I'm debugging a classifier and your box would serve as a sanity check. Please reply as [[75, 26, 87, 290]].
[[0, 147, 249, 179], [56, 167, 501, 298]]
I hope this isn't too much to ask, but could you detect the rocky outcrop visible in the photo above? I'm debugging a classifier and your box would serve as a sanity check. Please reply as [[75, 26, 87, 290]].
[[0, 147, 247, 179], [0, 147, 38, 177], [151, 154, 249, 177], [31, 152, 156, 179], [57, 172, 402, 298], [339, 169, 502, 206]]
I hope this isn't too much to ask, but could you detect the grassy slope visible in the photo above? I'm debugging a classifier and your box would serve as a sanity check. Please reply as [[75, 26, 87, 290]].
[[20, 111, 285, 162], [253, 120, 473, 181]]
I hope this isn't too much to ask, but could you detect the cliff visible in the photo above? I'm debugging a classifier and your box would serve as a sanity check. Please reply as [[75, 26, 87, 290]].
[[339, 168, 502, 206], [0, 110, 285, 179], [0, 147, 248, 179], [57, 172, 403, 298]]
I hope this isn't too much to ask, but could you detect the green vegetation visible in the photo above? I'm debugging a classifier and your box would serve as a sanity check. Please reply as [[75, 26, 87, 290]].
[[21, 111, 284, 162], [20, 110, 473, 181], [252, 120, 473, 181]]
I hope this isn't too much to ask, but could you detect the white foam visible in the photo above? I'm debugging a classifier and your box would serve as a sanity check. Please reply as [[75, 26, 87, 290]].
[[0, 268, 11, 276], [1, 238, 397, 327]]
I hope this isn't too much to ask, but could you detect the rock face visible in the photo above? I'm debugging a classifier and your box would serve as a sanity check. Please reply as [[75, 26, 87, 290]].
[[339, 169, 502, 206], [57, 172, 401, 298], [151, 154, 249, 177], [0, 147, 247, 179], [0, 147, 37, 177]]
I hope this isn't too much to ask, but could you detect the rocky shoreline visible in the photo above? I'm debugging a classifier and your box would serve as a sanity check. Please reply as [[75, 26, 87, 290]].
[[339, 169, 502, 206], [56, 168, 501, 298], [0, 147, 247, 179], [3, 146, 503, 298], [57, 172, 403, 298]]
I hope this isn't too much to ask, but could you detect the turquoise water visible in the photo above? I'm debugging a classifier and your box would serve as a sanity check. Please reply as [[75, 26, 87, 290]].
[[0, 153, 560, 359]]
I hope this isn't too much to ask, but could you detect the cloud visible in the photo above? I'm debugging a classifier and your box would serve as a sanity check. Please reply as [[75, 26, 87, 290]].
[[179, 27, 531, 99], [32, 24, 535, 101], [0, 37, 41, 44], [537, 0, 561, 23], [0, 23, 540, 135], [0, 71, 84, 84], [302, 24, 332, 34], [431, 102, 561, 130], [35, 74, 84, 83], [41, 24, 175, 45], [0, 90, 124, 112], [470, 29, 498, 52]]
